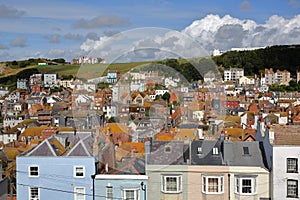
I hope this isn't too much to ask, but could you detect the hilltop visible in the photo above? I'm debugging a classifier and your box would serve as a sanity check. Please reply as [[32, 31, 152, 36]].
[[1, 44, 300, 89]]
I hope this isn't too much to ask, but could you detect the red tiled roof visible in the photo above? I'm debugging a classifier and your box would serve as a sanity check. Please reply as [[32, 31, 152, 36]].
[[272, 125, 300, 145]]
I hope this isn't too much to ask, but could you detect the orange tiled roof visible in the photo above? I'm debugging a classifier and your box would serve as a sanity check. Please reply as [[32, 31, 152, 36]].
[[174, 129, 197, 141]]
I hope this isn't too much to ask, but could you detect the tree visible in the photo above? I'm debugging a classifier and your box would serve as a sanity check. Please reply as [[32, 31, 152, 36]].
[[162, 92, 170, 103]]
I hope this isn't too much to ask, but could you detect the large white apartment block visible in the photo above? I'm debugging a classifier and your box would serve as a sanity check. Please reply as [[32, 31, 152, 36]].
[[43, 74, 57, 88], [224, 68, 244, 83]]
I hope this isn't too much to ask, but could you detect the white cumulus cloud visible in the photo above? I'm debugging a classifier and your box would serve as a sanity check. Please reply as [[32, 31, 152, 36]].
[[79, 14, 300, 62]]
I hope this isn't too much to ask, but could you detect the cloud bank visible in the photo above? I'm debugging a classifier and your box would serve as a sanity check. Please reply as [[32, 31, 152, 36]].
[[79, 14, 300, 62], [0, 4, 25, 18], [10, 36, 27, 47], [73, 15, 131, 29]]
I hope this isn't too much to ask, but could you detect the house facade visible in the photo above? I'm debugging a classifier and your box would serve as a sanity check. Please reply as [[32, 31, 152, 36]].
[[17, 135, 97, 200], [224, 68, 244, 83], [43, 74, 57, 88], [95, 175, 148, 200], [146, 140, 271, 200]]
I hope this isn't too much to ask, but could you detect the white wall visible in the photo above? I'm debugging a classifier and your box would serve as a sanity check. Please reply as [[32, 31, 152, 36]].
[[273, 146, 300, 200]]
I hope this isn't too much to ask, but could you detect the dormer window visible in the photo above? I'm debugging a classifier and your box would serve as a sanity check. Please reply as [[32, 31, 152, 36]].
[[213, 147, 219, 155], [165, 146, 172, 153], [197, 147, 202, 154], [243, 147, 249, 155]]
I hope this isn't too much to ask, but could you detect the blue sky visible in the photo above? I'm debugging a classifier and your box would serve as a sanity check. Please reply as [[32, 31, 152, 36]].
[[0, 0, 299, 61]]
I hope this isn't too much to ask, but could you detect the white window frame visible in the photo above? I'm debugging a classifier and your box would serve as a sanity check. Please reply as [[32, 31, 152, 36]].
[[212, 147, 219, 155], [287, 158, 298, 173], [122, 188, 140, 200], [235, 176, 256, 195], [29, 186, 39, 200], [202, 176, 224, 194], [287, 179, 298, 198], [28, 165, 39, 177], [73, 166, 85, 178], [161, 175, 182, 193], [74, 187, 85, 200]]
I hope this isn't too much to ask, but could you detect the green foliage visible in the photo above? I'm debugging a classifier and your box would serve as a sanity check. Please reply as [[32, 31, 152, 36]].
[[107, 117, 119, 123], [98, 82, 110, 89], [213, 45, 300, 75], [162, 92, 171, 102], [269, 81, 300, 92], [0, 68, 39, 86], [52, 58, 65, 63], [61, 74, 74, 80]]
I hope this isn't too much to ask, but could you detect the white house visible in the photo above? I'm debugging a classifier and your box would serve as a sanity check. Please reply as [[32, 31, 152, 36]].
[[239, 76, 255, 85], [155, 89, 168, 96], [270, 125, 300, 199], [224, 68, 244, 83], [43, 74, 57, 88], [0, 132, 18, 144], [3, 115, 24, 128]]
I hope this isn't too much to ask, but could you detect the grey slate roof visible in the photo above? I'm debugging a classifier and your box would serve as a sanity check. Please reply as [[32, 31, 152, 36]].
[[190, 140, 223, 165], [147, 141, 189, 165], [223, 140, 266, 168]]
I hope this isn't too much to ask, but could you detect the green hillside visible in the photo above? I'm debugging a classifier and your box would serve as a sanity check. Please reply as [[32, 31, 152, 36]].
[[212, 45, 300, 75]]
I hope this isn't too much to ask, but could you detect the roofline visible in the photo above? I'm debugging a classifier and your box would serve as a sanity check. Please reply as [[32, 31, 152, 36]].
[[95, 174, 148, 180]]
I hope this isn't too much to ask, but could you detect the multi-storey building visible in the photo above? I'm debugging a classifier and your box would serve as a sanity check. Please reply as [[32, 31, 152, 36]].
[[43, 74, 57, 88], [107, 70, 120, 83], [17, 79, 28, 90], [224, 68, 244, 83], [264, 68, 290, 85]]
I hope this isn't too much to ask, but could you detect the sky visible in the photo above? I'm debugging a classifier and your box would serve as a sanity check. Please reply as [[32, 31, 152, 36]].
[[0, 0, 300, 62]]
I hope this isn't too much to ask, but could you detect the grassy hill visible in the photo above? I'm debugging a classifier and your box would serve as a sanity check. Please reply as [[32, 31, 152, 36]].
[[0, 61, 153, 89]]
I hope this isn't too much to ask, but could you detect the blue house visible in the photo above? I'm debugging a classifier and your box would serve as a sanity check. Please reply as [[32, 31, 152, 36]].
[[95, 174, 148, 200], [17, 134, 97, 200]]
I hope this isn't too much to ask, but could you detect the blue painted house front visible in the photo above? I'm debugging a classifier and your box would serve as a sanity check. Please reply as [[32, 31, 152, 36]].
[[95, 175, 148, 200], [17, 135, 96, 200]]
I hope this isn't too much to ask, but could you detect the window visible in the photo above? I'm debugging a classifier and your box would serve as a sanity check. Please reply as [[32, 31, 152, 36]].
[[212, 147, 219, 155], [29, 166, 39, 177], [202, 176, 224, 194], [287, 179, 298, 198], [165, 146, 172, 153], [29, 187, 39, 200], [74, 187, 85, 200], [161, 175, 182, 193], [287, 158, 298, 173], [235, 177, 256, 195], [106, 185, 113, 200], [74, 166, 85, 178], [197, 147, 202, 154], [243, 147, 249, 155], [123, 189, 139, 200]]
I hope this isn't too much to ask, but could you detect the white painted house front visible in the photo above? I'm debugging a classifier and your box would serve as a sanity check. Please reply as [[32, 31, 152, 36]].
[[273, 145, 300, 200]]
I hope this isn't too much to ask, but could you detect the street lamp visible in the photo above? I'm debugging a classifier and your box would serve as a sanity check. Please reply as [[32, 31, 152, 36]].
[[140, 182, 146, 200]]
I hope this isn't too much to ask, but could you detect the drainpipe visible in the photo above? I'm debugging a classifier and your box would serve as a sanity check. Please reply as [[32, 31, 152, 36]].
[[228, 174, 231, 200]]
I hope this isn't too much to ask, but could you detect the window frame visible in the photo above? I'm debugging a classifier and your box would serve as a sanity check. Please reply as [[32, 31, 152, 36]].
[[74, 187, 86, 200], [122, 188, 139, 200], [28, 165, 39, 177], [161, 175, 182, 194], [202, 175, 224, 194], [235, 176, 256, 195], [73, 166, 85, 178], [287, 179, 298, 198], [29, 186, 39, 200], [212, 147, 219, 155], [106, 185, 113, 200], [287, 158, 298, 173]]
